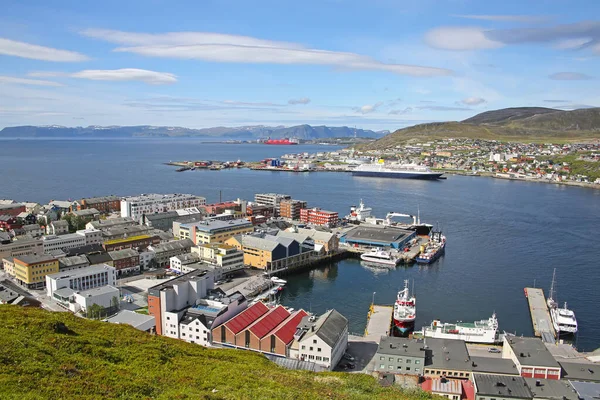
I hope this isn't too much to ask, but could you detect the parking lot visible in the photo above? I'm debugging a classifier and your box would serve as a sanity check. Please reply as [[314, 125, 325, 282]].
[[334, 339, 379, 373], [466, 343, 503, 358]]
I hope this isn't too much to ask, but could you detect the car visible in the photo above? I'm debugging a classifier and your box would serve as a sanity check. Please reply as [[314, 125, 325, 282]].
[[488, 347, 501, 353], [343, 353, 355, 361], [344, 363, 355, 370]]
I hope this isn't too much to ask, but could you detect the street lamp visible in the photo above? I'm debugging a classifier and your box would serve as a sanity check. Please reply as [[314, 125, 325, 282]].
[[372, 291, 376, 306]]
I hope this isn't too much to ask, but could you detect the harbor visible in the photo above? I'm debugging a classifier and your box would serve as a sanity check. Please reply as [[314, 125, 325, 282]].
[[524, 287, 556, 343]]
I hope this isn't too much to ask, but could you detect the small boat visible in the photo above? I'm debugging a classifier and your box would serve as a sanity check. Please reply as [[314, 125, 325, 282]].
[[270, 276, 287, 285], [360, 248, 399, 266], [415, 230, 446, 264]]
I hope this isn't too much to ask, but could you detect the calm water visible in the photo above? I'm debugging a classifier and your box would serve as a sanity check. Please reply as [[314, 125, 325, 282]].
[[1, 139, 599, 351]]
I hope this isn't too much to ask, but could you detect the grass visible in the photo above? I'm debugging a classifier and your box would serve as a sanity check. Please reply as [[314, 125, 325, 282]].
[[0, 306, 436, 400]]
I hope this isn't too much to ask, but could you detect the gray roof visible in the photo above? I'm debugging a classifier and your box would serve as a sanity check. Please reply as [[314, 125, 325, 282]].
[[299, 309, 348, 348], [423, 337, 472, 371], [240, 235, 280, 251], [109, 248, 139, 260], [0, 203, 24, 210], [524, 378, 579, 400], [23, 224, 41, 231], [569, 381, 600, 400], [343, 225, 412, 244], [0, 284, 19, 303], [87, 217, 135, 229], [470, 356, 519, 375], [148, 269, 212, 294], [377, 336, 426, 358], [106, 310, 155, 330], [102, 225, 153, 238], [150, 239, 194, 254], [54, 287, 76, 298], [47, 264, 114, 280], [473, 373, 533, 398], [76, 285, 119, 297], [182, 218, 252, 233], [145, 211, 179, 221], [559, 362, 600, 382], [506, 336, 560, 368], [15, 254, 56, 264], [276, 231, 311, 244], [81, 196, 120, 204], [51, 220, 69, 227], [59, 255, 89, 268], [71, 208, 100, 217]]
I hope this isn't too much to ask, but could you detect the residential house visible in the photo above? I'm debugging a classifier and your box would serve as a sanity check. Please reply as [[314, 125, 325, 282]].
[[108, 248, 140, 275], [46, 220, 69, 235]]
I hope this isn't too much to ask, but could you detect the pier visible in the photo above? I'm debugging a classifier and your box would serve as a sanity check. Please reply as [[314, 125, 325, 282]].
[[364, 305, 393, 343], [524, 287, 556, 343]]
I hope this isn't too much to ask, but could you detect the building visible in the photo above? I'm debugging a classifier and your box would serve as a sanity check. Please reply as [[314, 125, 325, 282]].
[[247, 204, 276, 219], [0, 282, 41, 307], [191, 243, 245, 276], [300, 208, 339, 227], [147, 270, 215, 336], [69, 285, 120, 314], [42, 229, 102, 253], [58, 255, 90, 271], [502, 336, 561, 380], [178, 292, 247, 347], [108, 248, 140, 275], [558, 362, 600, 382], [472, 373, 533, 400], [374, 336, 426, 375], [421, 378, 465, 400], [141, 211, 180, 231], [75, 196, 121, 214], [13, 254, 59, 289], [48, 200, 77, 214], [297, 228, 339, 253], [177, 219, 254, 245], [214, 301, 270, 347], [121, 193, 206, 220], [100, 225, 155, 241], [289, 309, 348, 370], [146, 239, 195, 267], [201, 202, 241, 215], [254, 193, 291, 216], [46, 220, 69, 235], [169, 253, 200, 272], [569, 381, 600, 400], [22, 224, 43, 238], [102, 234, 160, 252], [46, 263, 117, 298], [0, 238, 44, 266], [0, 203, 26, 217], [259, 309, 309, 356], [86, 217, 136, 231], [279, 199, 308, 220], [226, 234, 311, 271], [70, 208, 101, 221], [341, 225, 416, 249], [106, 310, 156, 332], [0, 215, 22, 231], [2, 257, 15, 276], [524, 378, 579, 400]]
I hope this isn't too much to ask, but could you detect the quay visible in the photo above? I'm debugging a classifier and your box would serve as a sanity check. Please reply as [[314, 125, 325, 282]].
[[524, 287, 556, 343], [363, 304, 393, 343]]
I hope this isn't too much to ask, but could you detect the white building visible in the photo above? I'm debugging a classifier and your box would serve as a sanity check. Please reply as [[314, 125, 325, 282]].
[[169, 253, 200, 273], [289, 309, 348, 370], [120, 193, 206, 220], [71, 285, 120, 314], [253, 193, 291, 216], [106, 310, 156, 332], [46, 220, 69, 235], [46, 264, 117, 298], [191, 243, 244, 276], [42, 228, 102, 253]]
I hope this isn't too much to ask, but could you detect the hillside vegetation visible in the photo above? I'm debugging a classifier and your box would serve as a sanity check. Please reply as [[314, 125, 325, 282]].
[[362, 107, 600, 150], [0, 306, 432, 400]]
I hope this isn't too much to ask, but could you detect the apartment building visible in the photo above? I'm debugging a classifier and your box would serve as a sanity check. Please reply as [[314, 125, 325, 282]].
[[279, 199, 307, 220], [177, 219, 254, 245], [13, 254, 59, 289], [0, 238, 44, 266], [74, 196, 121, 214], [253, 193, 291, 216], [191, 243, 245, 276], [300, 208, 339, 227], [121, 193, 206, 220]]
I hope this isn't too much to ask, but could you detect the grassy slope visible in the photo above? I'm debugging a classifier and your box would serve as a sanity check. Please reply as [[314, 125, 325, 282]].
[[0, 306, 433, 400]]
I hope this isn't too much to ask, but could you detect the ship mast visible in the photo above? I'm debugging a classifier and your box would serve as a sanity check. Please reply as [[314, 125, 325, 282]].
[[548, 268, 557, 308]]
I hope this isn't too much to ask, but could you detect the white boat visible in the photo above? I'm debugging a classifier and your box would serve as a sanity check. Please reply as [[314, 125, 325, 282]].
[[346, 199, 372, 223], [352, 162, 443, 180], [420, 313, 502, 344], [393, 280, 416, 335], [360, 248, 399, 266], [547, 268, 578, 335], [270, 276, 287, 285]]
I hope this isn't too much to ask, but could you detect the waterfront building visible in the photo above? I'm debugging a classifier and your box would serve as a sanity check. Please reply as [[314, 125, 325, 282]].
[[146, 239, 194, 268], [108, 248, 140, 275], [46, 263, 117, 298], [0, 203, 26, 217], [46, 220, 69, 235], [13, 254, 59, 289], [340, 225, 416, 249], [472, 374, 533, 400], [225, 234, 311, 271], [300, 208, 339, 227], [254, 193, 291, 216], [74, 196, 121, 214], [212, 302, 270, 347], [502, 336, 561, 380], [374, 336, 426, 375], [86, 217, 136, 231], [524, 378, 580, 400], [297, 228, 339, 253], [191, 243, 245, 276], [289, 309, 348, 371], [147, 269, 215, 336], [177, 219, 254, 245], [279, 199, 307, 220], [102, 234, 160, 252], [228, 305, 293, 353], [120, 193, 206, 220]]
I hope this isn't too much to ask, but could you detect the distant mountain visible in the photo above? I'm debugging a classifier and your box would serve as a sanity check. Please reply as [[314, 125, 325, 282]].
[[0, 124, 383, 140], [361, 107, 600, 149]]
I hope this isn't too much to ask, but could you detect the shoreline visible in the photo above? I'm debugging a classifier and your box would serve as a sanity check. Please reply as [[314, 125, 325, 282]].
[[441, 170, 600, 190]]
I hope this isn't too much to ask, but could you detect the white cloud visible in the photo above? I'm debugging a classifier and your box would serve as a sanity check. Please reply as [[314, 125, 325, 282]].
[[0, 37, 89, 62], [424, 27, 504, 51], [80, 29, 452, 77], [461, 97, 486, 105], [452, 15, 549, 23], [553, 37, 593, 50], [355, 102, 383, 114], [389, 107, 412, 115], [288, 97, 311, 105], [0, 76, 63, 87], [30, 69, 177, 85], [549, 72, 593, 80]]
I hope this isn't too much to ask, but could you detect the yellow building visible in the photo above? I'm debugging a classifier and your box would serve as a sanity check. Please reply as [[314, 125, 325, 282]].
[[225, 234, 309, 271], [180, 219, 254, 245], [13, 254, 59, 289]]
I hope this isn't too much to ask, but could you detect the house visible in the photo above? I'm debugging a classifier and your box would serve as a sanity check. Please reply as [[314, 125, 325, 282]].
[[46, 220, 69, 235], [108, 248, 140, 275], [0, 215, 22, 231], [502, 336, 561, 380], [289, 309, 348, 370], [259, 309, 309, 356], [22, 224, 43, 238]]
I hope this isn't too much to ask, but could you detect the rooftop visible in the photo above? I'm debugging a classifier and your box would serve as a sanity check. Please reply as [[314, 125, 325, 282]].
[[144, 211, 179, 221], [569, 381, 600, 400], [147, 269, 212, 294], [238, 235, 280, 252], [0, 203, 24, 210], [76, 285, 119, 297], [223, 302, 270, 335], [149, 239, 194, 254], [297, 309, 348, 348], [470, 356, 519, 375], [109, 248, 139, 259], [505, 335, 560, 369], [71, 208, 100, 217], [559, 362, 600, 382], [377, 337, 427, 359], [50, 220, 69, 227], [271, 310, 309, 345], [181, 218, 252, 233], [123, 193, 205, 202], [424, 337, 471, 372], [106, 310, 155, 330], [87, 217, 135, 229], [473, 373, 533, 398], [58, 255, 89, 268], [524, 378, 579, 400], [15, 254, 57, 265], [81, 196, 120, 204], [343, 225, 413, 244], [103, 234, 152, 246], [47, 264, 114, 280], [248, 305, 290, 339]]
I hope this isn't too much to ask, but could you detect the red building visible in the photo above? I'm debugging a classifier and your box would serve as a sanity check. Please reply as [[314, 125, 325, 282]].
[[76, 196, 121, 214], [0, 216, 23, 231], [201, 202, 239, 215], [300, 208, 339, 227], [214, 302, 270, 347], [0, 204, 26, 217], [247, 204, 275, 219]]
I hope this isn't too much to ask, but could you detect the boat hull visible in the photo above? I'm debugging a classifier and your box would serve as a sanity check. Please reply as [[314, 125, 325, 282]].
[[392, 319, 415, 336], [352, 171, 443, 180], [360, 255, 398, 266], [416, 243, 446, 264]]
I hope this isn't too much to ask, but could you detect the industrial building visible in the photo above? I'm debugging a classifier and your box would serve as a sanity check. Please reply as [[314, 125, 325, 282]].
[[340, 225, 416, 249]]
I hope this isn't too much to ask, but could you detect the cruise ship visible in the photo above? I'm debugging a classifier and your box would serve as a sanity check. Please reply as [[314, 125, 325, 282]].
[[420, 313, 502, 344], [547, 269, 578, 335], [393, 280, 416, 336], [352, 162, 444, 180]]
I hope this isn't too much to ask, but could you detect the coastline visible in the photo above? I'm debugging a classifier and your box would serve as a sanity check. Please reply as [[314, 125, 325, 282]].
[[441, 170, 600, 190]]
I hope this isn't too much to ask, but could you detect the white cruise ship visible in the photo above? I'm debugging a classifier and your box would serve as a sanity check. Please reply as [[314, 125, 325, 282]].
[[420, 313, 502, 344], [352, 163, 443, 180]]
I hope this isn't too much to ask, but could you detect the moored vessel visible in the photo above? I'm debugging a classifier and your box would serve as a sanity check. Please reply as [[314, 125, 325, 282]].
[[352, 162, 443, 180], [360, 248, 399, 266], [420, 313, 502, 344], [346, 199, 372, 223], [393, 280, 416, 336], [547, 269, 578, 335], [415, 230, 446, 264], [264, 138, 299, 145]]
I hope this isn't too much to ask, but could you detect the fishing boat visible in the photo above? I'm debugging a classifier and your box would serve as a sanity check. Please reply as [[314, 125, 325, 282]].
[[393, 280, 416, 336], [415, 230, 446, 264]]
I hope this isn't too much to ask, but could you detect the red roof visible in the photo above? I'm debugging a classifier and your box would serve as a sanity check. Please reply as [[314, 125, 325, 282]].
[[271, 309, 308, 344], [248, 305, 290, 339], [224, 302, 269, 334]]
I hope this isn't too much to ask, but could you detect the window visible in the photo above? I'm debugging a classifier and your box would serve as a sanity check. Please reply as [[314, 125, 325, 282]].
[[380, 356, 385, 361], [415, 368, 420, 373], [389, 357, 394, 362], [415, 360, 420, 364], [380, 364, 385, 369], [221, 326, 226, 343], [313, 339, 317, 344], [406, 367, 411, 371], [406, 359, 411, 364], [270, 336, 276, 353], [323, 357, 329, 362], [397, 366, 402, 370], [317, 348, 321, 352], [309, 355, 314, 360], [182, 333, 186, 337], [310, 347, 313, 351], [302, 345, 306, 350], [196, 329, 199, 332], [245, 331, 250, 348]]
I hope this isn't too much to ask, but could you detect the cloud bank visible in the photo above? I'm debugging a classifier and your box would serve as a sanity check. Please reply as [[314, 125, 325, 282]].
[[0, 38, 89, 62], [30, 69, 177, 85]]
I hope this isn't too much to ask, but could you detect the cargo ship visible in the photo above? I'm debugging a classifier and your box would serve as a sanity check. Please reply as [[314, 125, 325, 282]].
[[393, 280, 416, 336], [264, 138, 299, 145], [415, 230, 446, 264], [352, 162, 443, 180], [419, 313, 502, 344]]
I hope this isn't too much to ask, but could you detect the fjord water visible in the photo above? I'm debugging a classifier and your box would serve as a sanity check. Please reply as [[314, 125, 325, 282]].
[[1, 138, 599, 351]]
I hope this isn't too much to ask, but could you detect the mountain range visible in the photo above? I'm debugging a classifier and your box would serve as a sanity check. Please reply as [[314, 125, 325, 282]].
[[363, 107, 600, 149], [0, 124, 386, 140]]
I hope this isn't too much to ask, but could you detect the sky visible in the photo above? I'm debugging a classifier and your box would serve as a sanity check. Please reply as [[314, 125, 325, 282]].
[[1, 0, 599, 131]]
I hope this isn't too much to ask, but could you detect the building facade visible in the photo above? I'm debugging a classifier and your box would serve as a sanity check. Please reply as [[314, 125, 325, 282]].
[[191, 243, 245, 276], [108, 248, 140, 275], [46, 264, 117, 298], [0, 239, 44, 267], [177, 219, 254, 245], [146, 239, 195, 267], [13, 254, 59, 289], [300, 208, 339, 227], [121, 193, 206, 220], [253, 193, 291, 216], [502, 336, 561, 380], [279, 199, 307, 220], [102, 235, 160, 252], [75, 196, 121, 214]]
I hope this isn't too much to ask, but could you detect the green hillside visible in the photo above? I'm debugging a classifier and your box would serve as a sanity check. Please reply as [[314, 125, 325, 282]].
[[361, 107, 600, 150], [0, 306, 432, 400]]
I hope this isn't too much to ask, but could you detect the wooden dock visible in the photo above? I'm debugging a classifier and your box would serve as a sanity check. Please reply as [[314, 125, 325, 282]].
[[524, 287, 556, 343], [364, 305, 393, 343]]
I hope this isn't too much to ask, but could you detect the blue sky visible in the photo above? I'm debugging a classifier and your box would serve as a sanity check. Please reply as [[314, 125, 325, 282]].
[[1, 0, 599, 130]]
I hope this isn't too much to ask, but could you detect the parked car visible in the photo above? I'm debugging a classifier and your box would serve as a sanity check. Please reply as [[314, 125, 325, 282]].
[[488, 347, 501, 353], [343, 353, 355, 361]]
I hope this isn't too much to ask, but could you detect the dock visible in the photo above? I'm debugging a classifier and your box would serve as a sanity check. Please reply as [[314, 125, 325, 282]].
[[364, 305, 393, 343], [524, 287, 556, 343]]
